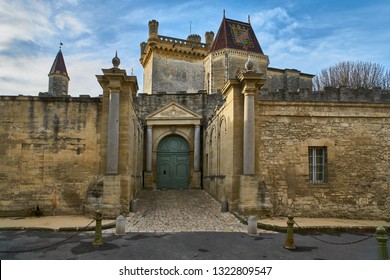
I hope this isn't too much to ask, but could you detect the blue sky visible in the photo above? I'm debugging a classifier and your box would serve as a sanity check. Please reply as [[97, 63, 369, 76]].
[[1, 0, 389, 96]]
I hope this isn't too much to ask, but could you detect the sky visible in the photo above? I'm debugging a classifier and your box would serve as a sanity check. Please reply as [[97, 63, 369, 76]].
[[1, 0, 389, 96]]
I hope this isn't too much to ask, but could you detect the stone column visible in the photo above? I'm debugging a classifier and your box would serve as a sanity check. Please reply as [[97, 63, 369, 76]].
[[194, 125, 201, 172], [146, 126, 153, 172], [106, 91, 120, 174], [243, 90, 255, 175]]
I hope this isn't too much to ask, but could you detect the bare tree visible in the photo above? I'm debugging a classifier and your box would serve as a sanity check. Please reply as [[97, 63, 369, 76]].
[[383, 69, 390, 89], [313, 61, 390, 90]]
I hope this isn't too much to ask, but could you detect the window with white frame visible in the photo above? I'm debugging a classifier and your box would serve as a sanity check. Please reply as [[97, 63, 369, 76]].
[[308, 146, 327, 184]]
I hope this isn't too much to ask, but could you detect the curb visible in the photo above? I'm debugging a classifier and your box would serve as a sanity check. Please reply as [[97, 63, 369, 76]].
[[232, 212, 390, 234]]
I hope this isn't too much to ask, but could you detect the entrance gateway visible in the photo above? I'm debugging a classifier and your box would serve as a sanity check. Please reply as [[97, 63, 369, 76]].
[[157, 135, 190, 189], [144, 102, 202, 190]]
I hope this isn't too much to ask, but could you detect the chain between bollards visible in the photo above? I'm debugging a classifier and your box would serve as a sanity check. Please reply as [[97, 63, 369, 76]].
[[283, 215, 389, 259], [283, 214, 295, 250], [93, 209, 103, 247]]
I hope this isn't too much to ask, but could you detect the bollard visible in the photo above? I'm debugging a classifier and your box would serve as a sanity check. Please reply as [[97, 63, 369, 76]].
[[247, 215, 258, 235], [115, 215, 126, 235], [283, 214, 296, 250], [376, 226, 388, 260], [221, 200, 228, 212], [130, 199, 137, 213], [93, 210, 103, 247]]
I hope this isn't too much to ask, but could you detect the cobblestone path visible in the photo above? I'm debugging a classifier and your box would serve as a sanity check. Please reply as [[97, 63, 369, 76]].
[[124, 190, 247, 232]]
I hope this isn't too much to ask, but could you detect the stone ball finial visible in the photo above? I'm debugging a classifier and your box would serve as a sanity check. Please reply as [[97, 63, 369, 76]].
[[245, 55, 254, 72], [112, 51, 120, 68]]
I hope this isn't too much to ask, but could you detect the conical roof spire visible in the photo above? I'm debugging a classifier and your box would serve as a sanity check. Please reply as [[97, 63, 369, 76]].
[[48, 47, 70, 96], [49, 48, 69, 79]]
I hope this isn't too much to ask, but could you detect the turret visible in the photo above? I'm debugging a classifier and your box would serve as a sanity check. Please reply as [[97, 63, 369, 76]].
[[187, 34, 201, 43], [205, 16, 269, 93], [205, 31, 214, 48], [48, 49, 69, 96], [140, 19, 209, 94], [148, 20, 159, 41]]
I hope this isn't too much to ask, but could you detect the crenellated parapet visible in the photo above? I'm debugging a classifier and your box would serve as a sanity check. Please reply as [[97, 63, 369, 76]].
[[140, 34, 209, 67]]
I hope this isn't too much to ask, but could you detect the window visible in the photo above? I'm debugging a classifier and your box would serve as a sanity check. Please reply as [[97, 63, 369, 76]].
[[309, 146, 327, 184]]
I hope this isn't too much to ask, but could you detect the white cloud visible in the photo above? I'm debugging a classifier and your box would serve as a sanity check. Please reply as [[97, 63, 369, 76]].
[[0, 51, 107, 96], [66, 55, 105, 96], [54, 0, 79, 8], [0, 0, 54, 51], [249, 7, 309, 70], [55, 11, 90, 36], [251, 7, 300, 33], [0, 54, 51, 95]]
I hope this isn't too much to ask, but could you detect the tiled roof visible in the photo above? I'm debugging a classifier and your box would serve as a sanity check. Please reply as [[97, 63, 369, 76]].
[[210, 17, 264, 54], [49, 49, 69, 78]]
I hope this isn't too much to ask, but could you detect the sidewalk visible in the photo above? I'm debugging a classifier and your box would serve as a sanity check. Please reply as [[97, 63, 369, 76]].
[[0, 215, 389, 233], [253, 216, 390, 233], [0, 215, 115, 231]]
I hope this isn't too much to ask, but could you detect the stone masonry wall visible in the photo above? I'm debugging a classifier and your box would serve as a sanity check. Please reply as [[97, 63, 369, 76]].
[[0, 96, 102, 216], [265, 68, 313, 93], [256, 90, 390, 220], [203, 82, 244, 211], [208, 50, 268, 93], [134, 92, 224, 125], [150, 55, 204, 94]]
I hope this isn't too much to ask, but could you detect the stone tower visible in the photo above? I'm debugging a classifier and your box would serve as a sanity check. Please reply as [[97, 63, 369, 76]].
[[204, 15, 269, 93], [48, 48, 69, 96], [140, 20, 211, 94]]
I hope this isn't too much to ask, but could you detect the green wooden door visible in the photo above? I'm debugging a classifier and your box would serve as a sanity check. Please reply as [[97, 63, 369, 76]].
[[157, 135, 190, 189]]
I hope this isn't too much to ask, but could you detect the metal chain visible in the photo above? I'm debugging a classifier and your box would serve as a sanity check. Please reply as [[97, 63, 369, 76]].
[[0, 220, 95, 254], [294, 221, 374, 246]]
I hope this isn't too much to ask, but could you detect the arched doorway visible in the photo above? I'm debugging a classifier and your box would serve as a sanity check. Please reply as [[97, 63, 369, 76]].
[[157, 135, 190, 189]]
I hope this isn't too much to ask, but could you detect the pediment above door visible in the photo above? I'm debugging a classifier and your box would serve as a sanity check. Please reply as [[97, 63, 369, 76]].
[[146, 102, 202, 126]]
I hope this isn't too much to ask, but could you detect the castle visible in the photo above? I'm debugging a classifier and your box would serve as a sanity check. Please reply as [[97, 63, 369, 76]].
[[1, 16, 389, 220]]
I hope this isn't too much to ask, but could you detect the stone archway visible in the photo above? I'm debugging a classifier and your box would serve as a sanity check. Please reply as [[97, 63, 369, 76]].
[[157, 135, 190, 189]]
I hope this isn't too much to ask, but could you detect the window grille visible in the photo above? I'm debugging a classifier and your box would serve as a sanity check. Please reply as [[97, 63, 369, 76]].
[[308, 146, 327, 184]]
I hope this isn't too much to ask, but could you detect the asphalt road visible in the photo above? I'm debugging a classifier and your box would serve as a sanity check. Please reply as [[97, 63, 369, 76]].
[[0, 230, 380, 260]]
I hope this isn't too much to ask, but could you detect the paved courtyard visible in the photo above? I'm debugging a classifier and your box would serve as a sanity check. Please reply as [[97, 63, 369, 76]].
[[0, 190, 386, 261], [112, 190, 247, 233]]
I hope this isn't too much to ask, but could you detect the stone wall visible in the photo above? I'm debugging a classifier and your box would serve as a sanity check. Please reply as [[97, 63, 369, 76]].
[[150, 55, 204, 94], [0, 96, 102, 216], [203, 85, 390, 220], [142, 55, 153, 94], [265, 68, 313, 93], [48, 75, 69, 96], [260, 87, 390, 103], [203, 81, 244, 210], [134, 92, 224, 124], [206, 49, 268, 93], [256, 90, 390, 220]]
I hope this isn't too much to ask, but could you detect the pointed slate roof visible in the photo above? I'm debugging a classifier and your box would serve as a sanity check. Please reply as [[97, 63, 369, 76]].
[[210, 16, 264, 54], [49, 49, 69, 79]]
